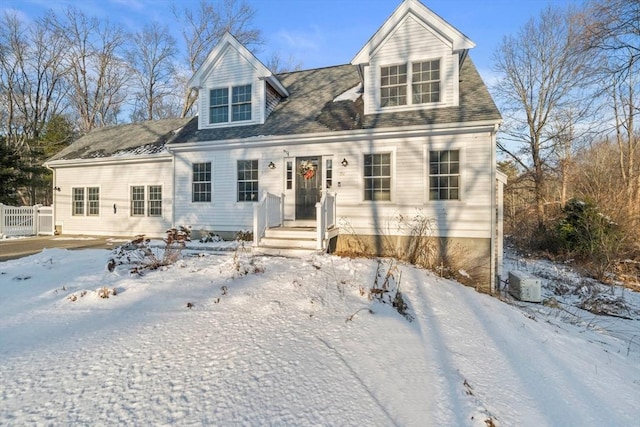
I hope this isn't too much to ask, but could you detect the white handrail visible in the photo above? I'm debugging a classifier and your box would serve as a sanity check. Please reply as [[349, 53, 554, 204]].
[[315, 192, 336, 250], [253, 193, 284, 247]]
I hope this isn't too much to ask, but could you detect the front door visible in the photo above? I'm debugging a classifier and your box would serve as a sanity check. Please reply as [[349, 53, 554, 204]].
[[295, 157, 321, 220]]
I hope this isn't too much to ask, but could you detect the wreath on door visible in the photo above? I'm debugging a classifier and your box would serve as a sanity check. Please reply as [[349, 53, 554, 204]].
[[298, 160, 316, 180]]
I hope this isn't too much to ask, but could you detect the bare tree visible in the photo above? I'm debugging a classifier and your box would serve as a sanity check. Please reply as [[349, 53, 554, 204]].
[[127, 22, 179, 122], [47, 8, 129, 132], [265, 52, 303, 74], [580, 0, 640, 227], [492, 6, 595, 229], [172, 0, 262, 117], [0, 11, 68, 147], [0, 11, 70, 204]]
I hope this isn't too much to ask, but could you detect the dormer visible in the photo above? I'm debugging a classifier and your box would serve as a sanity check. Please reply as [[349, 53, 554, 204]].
[[188, 32, 289, 130], [351, 0, 475, 115]]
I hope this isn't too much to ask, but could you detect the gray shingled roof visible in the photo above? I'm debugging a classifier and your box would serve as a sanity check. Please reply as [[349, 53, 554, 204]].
[[47, 118, 191, 162], [171, 56, 500, 145], [48, 57, 500, 162]]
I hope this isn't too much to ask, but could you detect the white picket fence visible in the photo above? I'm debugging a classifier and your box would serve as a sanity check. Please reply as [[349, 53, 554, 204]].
[[0, 204, 54, 237]]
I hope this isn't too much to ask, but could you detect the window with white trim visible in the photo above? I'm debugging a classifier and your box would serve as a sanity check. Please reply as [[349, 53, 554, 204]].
[[381, 64, 407, 107], [380, 60, 440, 108], [412, 60, 440, 103], [131, 186, 145, 216], [429, 150, 460, 200], [148, 186, 162, 216], [192, 162, 211, 202], [364, 153, 391, 201], [130, 186, 162, 216], [237, 160, 258, 201], [209, 84, 252, 124], [72, 187, 99, 216], [72, 188, 85, 216]]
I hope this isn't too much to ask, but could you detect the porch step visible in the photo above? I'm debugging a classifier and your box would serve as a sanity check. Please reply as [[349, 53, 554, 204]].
[[259, 236, 318, 250], [264, 226, 316, 239], [258, 226, 320, 252], [253, 246, 321, 257]]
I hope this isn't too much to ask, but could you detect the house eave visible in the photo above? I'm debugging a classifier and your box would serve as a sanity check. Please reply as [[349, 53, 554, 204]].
[[168, 119, 501, 152]]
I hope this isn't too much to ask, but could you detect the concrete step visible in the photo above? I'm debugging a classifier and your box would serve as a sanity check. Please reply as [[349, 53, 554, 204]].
[[259, 236, 318, 250], [265, 227, 316, 239], [253, 246, 321, 257]]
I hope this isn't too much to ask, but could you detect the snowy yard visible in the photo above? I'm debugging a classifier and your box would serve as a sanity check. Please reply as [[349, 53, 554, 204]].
[[1, 242, 639, 426]]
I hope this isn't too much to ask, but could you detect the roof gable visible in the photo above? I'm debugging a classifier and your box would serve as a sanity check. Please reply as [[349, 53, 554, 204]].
[[351, 0, 475, 65], [187, 32, 288, 97]]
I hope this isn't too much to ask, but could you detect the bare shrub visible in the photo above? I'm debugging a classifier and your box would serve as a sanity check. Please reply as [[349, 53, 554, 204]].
[[108, 226, 191, 274], [366, 259, 413, 321]]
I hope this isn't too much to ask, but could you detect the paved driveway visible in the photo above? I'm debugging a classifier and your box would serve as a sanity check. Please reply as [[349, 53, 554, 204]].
[[0, 236, 129, 262]]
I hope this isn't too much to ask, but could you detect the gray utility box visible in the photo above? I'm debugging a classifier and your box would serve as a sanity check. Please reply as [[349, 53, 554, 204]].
[[508, 271, 542, 303]]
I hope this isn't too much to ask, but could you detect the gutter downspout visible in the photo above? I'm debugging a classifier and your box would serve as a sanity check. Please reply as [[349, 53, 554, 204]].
[[489, 123, 499, 294]]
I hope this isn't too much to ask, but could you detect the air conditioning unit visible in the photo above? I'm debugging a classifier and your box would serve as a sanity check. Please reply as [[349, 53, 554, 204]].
[[508, 271, 542, 303]]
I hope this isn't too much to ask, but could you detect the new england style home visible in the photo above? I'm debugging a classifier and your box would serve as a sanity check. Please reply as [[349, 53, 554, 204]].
[[45, 0, 505, 292]]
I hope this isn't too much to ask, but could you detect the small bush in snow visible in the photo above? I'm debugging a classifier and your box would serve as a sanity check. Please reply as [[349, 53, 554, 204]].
[[235, 229, 253, 242], [366, 259, 413, 321], [108, 226, 191, 274], [98, 287, 117, 299], [199, 231, 222, 243]]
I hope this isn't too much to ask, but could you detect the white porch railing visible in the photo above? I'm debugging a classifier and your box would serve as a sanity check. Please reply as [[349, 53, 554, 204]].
[[0, 204, 54, 237], [316, 192, 336, 250], [253, 193, 284, 246]]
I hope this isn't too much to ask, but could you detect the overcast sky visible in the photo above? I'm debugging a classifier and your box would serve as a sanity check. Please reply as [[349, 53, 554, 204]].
[[3, 0, 577, 85]]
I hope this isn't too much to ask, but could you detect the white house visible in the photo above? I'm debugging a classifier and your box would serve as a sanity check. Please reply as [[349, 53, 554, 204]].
[[46, 0, 504, 292]]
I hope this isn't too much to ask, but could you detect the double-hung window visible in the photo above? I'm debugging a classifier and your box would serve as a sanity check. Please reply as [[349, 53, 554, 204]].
[[412, 60, 440, 103], [148, 186, 162, 216], [209, 89, 229, 124], [232, 85, 252, 121], [380, 64, 407, 107], [237, 160, 259, 201], [209, 84, 252, 124], [131, 186, 145, 216], [192, 162, 212, 202], [364, 153, 391, 201], [72, 188, 85, 216], [131, 186, 163, 216], [429, 150, 460, 200], [380, 59, 440, 108], [72, 187, 99, 216]]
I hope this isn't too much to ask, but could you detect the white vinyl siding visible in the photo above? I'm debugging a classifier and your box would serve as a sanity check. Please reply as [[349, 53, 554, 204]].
[[172, 130, 494, 239], [199, 47, 264, 129], [363, 15, 458, 114], [53, 160, 172, 237]]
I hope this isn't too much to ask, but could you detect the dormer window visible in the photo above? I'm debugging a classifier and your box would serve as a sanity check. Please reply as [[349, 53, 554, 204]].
[[380, 60, 440, 108], [381, 64, 407, 107], [412, 60, 440, 103], [209, 84, 252, 124]]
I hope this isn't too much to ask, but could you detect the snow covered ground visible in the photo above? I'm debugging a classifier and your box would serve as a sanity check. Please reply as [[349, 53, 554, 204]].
[[1, 242, 639, 426]]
